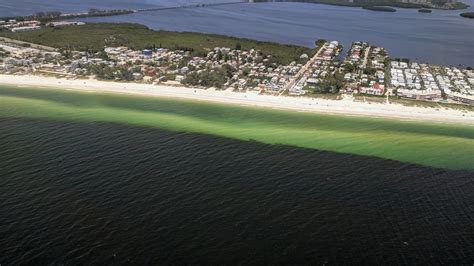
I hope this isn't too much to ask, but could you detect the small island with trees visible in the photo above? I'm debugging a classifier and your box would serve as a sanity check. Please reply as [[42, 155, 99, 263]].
[[418, 8, 433, 12], [0, 9, 134, 24], [460, 12, 474, 18], [363, 6, 397, 12]]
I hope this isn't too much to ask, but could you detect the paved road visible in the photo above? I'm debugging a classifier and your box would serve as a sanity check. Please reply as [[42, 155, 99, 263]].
[[362, 46, 371, 68], [279, 42, 327, 96]]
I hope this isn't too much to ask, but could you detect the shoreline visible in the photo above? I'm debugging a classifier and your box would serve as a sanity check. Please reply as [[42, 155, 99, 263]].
[[253, 0, 469, 10], [0, 74, 473, 126]]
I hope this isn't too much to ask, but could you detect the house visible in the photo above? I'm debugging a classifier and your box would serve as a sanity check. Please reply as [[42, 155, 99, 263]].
[[48, 21, 85, 27], [300, 54, 309, 59], [145, 69, 157, 77], [446, 92, 474, 105], [11, 26, 41, 32], [360, 83, 384, 95], [305, 78, 319, 87], [142, 49, 153, 57], [132, 73, 143, 80], [397, 88, 442, 101]]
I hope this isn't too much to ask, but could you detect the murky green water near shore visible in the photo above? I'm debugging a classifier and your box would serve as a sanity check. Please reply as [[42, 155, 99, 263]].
[[0, 85, 473, 170]]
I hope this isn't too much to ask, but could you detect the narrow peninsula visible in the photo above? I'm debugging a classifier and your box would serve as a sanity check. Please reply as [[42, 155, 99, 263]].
[[460, 12, 474, 18]]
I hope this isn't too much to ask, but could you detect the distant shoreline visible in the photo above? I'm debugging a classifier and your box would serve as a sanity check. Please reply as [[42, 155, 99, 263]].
[[362, 6, 397, 12], [253, 0, 469, 10], [1, 74, 472, 126], [0, 0, 469, 23]]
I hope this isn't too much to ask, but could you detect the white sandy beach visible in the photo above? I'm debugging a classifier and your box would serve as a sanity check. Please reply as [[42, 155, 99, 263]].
[[0, 74, 473, 125]]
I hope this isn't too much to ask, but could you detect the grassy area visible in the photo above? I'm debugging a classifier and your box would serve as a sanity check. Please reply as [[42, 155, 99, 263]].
[[390, 97, 474, 111], [354, 94, 474, 111], [0, 23, 314, 65], [354, 94, 386, 104], [306, 92, 343, 100]]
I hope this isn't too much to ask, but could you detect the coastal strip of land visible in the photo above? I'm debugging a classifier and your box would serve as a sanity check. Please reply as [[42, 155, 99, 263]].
[[1, 74, 472, 125], [253, 0, 469, 10], [460, 12, 474, 18]]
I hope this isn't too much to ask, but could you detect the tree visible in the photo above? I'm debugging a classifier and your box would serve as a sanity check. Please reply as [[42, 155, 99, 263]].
[[242, 67, 251, 76], [364, 67, 376, 75], [103, 52, 112, 60], [222, 64, 236, 78], [216, 50, 223, 61], [235, 43, 242, 50], [315, 39, 326, 48], [183, 67, 228, 88], [344, 63, 356, 73]]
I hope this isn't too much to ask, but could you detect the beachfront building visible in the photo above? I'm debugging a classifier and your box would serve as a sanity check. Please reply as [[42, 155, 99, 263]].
[[2, 29, 473, 107], [446, 91, 474, 105], [100, 45, 306, 91], [47, 21, 85, 27], [0, 20, 41, 32], [360, 83, 385, 96], [10, 26, 41, 32], [397, 88, 443, 101], [390, 61, 473, 96], [342, 42, 388, 92]]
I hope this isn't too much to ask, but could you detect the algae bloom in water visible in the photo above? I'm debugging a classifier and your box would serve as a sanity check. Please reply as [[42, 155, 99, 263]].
[[0, 86, 473, 171]]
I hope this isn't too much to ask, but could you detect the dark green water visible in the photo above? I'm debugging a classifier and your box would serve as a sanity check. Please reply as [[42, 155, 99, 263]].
[[0, 86, 473, 264], [0, 118, 473, 264]]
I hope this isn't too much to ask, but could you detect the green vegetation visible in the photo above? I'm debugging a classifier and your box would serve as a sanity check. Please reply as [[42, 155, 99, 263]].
[[254, 0, 468, 9], [363, 6, 397, 11], [343, 62, 357, 72], [460, 12, 474, 18], [0, 47, 9, 57], [418, 8, 433, 12], [1, 86, 473, 170], [0, 9, 134, 24], [48, 10, 134, 22], [305, 74, 345, 94], [363, 67, 377, 75], [86, 63, 139, 81], [390, 97, 474, 112], [451, 2, 470, 9], [182, 67, 229, 88], [303, 87, 343, 98], [315, 39, 327, 49], [0, 23, 314, 65]]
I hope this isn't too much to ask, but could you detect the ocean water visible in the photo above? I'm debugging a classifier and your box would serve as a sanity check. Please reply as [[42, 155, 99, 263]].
[[1, 2, 473, 263], [1, 0, 473, 66], [0, 86, 473, 263], [1, 117, 473, 264], [1, 86, 473, 170]]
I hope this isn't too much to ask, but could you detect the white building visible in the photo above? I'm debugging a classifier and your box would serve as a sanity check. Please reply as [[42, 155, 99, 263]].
[[11, 26, 41, 32]]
